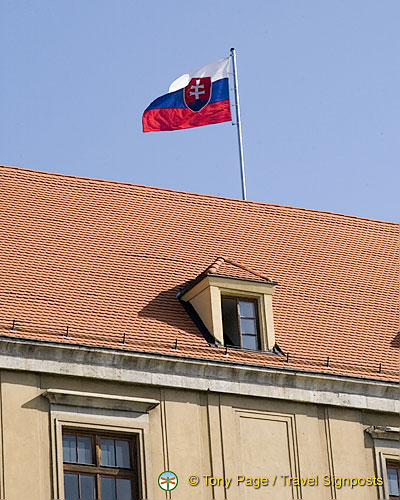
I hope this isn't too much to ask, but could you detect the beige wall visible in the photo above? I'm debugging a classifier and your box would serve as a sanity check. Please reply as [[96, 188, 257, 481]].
[[0, 369, 397, 500]]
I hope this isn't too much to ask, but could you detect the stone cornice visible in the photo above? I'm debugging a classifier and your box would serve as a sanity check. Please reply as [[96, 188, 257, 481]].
[[0, 337, 398, 414]]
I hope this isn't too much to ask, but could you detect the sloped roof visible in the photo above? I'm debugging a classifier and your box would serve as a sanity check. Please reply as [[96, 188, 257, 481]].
[[0, 165, 399, 381]]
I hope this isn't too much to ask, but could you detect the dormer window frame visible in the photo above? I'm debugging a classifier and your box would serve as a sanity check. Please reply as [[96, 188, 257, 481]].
[[221, 295, 262, 351], [180, 273, 277, 352]]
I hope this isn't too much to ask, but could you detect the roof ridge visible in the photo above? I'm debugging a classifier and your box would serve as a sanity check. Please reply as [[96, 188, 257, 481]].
[[1, 164, 398, 226], [205, 256, 226, 274]]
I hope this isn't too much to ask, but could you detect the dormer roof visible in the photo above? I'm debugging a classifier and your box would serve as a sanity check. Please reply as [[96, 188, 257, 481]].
[[178, 257, 275, 299], [206, 257, 273, 282]]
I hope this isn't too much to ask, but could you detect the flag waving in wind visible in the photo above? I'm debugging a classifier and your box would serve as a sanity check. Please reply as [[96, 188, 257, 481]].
[[142, 58, 231, 132]]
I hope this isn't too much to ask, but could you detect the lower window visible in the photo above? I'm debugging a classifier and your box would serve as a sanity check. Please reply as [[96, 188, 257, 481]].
[[387, 461, 400, 499], [62, 430, 140, 500]]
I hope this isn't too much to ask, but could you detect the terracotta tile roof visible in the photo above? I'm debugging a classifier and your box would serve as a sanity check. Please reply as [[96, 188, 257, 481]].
[[0, 165, 399, 381]]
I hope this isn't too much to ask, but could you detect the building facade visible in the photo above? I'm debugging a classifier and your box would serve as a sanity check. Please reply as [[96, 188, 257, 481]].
[[0, 165, 399, 500]]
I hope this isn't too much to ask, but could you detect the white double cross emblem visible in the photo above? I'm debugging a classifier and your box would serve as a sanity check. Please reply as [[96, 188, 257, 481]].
[[189, 79, 205, 100]]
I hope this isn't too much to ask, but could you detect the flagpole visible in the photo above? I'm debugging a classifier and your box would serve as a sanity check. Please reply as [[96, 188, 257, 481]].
[[230, 48, 247, 201]]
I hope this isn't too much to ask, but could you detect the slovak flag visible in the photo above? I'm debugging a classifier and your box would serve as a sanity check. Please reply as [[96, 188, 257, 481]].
[[142, 58, 231, 132]]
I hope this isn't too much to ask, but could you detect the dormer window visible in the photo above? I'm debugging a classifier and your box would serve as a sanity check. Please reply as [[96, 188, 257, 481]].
[[221, 297, 260, 350], [179, 257, 277, 352]]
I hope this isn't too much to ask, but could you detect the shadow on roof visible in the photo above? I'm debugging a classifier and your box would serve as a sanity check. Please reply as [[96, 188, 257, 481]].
[[137, 284, 208, 340], [390, 331, 400, 348]]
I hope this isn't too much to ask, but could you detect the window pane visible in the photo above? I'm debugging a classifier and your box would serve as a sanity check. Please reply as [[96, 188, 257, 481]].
[[387, 468, 400, 496], [80, 475, 96, 500], [116, 440, 131, 468], [238, 300, 255, 318], [101, 477, 116, 500], [101, 438, 116, 466], [77, 436, 93, 464], [222, 297, 240, 346], [64, 473, 79, 500], [116, 478, 132, 500], [240, 318, 257, 334], [63, 434, 77, 463], [242, 334, 258, 350]]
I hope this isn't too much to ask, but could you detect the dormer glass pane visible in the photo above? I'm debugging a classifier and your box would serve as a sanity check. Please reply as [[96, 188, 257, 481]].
[[240, 318, 257, 334], [238, 300, 255, 318], [242, 334, 258, 350]]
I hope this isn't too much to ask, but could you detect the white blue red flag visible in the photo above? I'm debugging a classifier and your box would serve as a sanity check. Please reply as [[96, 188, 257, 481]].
[[142, 58, 231, 132]]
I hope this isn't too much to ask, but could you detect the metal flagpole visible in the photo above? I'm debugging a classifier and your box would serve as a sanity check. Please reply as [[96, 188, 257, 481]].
[[230, 47, 247, 201]]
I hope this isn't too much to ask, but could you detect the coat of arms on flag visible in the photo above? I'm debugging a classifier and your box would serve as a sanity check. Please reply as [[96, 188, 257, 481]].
[[184, 77, 211, 112], [142, 58, 231, 132]]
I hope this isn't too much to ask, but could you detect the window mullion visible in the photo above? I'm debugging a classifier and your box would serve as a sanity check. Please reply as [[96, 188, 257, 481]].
[[114, 438, 117, 468], [95, 435, 101, 500], [96, 472, 101, 500], [91, 434, 95, 466], [95, 435, 101, 467], [77, 474, 82, 500], [236, 299, 243, 347], [255, 299, 261, 349], [75, 435, 78, 465]]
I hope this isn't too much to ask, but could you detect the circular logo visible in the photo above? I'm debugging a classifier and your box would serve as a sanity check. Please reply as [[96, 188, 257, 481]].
[[158, 471, 178, 491]]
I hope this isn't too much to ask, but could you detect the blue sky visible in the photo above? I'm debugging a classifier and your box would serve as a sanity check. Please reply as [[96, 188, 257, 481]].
[[1, 1, 399, 221]]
